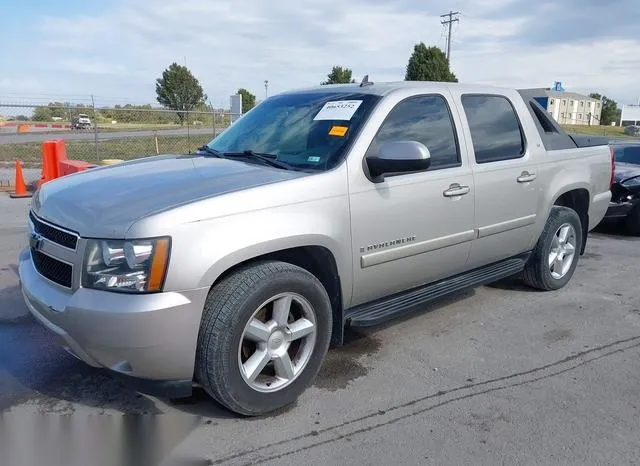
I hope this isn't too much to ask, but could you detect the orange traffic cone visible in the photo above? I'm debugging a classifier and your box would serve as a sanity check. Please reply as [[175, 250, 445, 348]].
[[37, 141, 57, 188], [53, 139, 68, 164], [9, 160, 32, 198]]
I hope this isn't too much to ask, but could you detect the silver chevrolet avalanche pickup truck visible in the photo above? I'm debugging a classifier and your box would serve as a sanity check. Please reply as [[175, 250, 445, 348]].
[[19, 81, 613, 416]]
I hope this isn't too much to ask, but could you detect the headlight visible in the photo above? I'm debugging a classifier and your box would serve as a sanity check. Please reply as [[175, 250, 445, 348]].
[[83, 237, 170, 293]]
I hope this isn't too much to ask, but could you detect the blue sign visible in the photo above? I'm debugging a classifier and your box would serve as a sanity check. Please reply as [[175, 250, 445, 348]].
[[553, 81, 564, 92]]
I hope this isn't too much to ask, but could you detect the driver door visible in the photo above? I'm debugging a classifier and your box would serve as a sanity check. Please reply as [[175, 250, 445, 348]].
[[347, 92, 476, 306]]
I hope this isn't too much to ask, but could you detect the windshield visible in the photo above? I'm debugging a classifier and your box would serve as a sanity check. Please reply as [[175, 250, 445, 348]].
[[614, 145, 640, 165], [204, 91, 380, 171]]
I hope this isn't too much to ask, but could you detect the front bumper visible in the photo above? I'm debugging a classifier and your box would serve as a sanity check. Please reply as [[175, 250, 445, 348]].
[[18, 247, 209, 396], [603, 199, 639, 220]]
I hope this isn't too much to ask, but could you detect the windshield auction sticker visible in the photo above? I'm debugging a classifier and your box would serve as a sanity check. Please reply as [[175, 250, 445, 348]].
[[313, 100, 363, 121]]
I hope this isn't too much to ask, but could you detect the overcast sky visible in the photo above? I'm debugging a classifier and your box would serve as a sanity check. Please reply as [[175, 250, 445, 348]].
[[1, 0, 638, 107]]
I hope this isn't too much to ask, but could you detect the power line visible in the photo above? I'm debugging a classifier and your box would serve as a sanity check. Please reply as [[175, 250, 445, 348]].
[[440, 10, 460, 61]]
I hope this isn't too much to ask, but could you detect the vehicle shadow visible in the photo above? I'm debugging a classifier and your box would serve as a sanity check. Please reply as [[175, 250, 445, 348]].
[[0, 266, 545, 420], [164, 290, 483, 418], [0, 290, 161, 415], [486, 272, 539, 292], [592, 221, 640, 240], [0, 261, 235, 418]]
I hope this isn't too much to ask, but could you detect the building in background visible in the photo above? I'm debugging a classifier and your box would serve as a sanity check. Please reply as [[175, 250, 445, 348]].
[[522, 82, 602, 126], [230, 93, 242, 123], [620, 104, 640, 126]]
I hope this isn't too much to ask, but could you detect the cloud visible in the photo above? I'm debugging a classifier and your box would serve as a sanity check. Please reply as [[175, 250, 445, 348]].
[[487, 0, 639, 44], [0, 78, 46, 96], [1, 0, 638, 107]]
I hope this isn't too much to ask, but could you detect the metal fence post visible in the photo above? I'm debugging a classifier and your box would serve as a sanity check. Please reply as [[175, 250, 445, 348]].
[[209, 102, 216, 138], [186, 108, 191, 153], [91, 94, 99, 162]]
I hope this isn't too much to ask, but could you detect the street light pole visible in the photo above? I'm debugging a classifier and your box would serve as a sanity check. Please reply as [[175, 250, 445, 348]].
[[264, 80, 269, 99]]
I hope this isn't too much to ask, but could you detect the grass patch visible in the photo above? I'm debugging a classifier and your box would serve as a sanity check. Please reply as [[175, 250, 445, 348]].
[[560, 124, 637, 139], [0, 133, 216, 166]]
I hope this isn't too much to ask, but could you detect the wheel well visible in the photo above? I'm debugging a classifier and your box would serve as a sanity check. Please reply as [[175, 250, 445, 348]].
[[212, 246, 345, 347], [554, 189, 589, 254]]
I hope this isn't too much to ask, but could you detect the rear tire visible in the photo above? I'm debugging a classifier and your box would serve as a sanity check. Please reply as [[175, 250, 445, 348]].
[[523, 206, 582, 291], [624, 205, 640, 235], [195, 261, 332, 416]]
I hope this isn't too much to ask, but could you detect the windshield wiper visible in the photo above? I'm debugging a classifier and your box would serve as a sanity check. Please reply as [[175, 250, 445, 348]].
[[197, 145, 224, 158], [223, 150, 293, 170]]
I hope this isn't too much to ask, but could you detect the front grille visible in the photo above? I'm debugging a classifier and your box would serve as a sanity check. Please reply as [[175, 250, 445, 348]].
[[29, 212, 78, 250], [31, 249, 73, 288]]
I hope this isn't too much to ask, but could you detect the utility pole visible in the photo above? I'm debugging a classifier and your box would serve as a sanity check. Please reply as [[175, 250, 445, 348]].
[[440, 10, 460, 61]]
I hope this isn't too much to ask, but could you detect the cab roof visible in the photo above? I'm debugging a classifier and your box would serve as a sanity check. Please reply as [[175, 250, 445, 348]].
[[277, 80, 516, 98]]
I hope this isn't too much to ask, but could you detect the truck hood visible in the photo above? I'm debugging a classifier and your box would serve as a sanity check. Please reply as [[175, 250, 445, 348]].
[[32, 154, 308, 238]]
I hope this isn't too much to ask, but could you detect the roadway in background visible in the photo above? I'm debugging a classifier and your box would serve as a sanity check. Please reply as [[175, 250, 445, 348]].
[[0, 127, 220, 144]]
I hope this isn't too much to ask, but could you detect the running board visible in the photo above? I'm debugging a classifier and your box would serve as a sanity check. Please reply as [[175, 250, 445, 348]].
[[345, 254, 530, 328]]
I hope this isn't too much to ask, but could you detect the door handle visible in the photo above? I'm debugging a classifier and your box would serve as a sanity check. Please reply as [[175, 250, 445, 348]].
[[443, 183, 470, 197], [517, 171, 537, 183]]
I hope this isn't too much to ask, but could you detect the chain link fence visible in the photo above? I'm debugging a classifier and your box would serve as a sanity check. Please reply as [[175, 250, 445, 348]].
[[0, 102, 237, 169]]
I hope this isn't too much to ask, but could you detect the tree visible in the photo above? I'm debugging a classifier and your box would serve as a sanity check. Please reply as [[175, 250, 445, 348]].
[[30, 102, 69, 121], [155, 62, 207, 125], [32, 107, 53, 121], [321, 66, 355, 85], [589, 93, 621, 126], [237, 88, 256, 114], [405, 43, 457, 82]]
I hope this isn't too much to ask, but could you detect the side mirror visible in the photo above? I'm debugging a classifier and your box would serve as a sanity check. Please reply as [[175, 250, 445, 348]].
[[365, 140, 431, 182]]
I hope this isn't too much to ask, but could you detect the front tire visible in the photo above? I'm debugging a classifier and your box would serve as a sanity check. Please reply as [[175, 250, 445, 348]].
[[523, 206, 582, 291], [195, 261, 332, 416]]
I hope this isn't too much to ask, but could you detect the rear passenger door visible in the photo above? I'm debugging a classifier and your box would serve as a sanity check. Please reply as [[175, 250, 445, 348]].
[[457, 93, 541, 269]]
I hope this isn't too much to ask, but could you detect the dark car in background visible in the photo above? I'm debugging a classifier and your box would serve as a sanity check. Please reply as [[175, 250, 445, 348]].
[[603, 142, 640, 234]]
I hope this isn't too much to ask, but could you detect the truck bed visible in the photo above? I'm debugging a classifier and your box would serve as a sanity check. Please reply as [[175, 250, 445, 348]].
[[517, 89, 609, 151]]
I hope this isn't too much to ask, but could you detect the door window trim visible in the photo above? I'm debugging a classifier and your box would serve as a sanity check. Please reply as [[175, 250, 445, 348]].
[[460, 93, 528, 165], [362, 93, 463, 182]]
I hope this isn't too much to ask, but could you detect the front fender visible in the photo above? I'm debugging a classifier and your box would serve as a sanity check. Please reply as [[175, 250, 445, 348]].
[[198, 233, 348, 294], [161, 197, 353, 307]]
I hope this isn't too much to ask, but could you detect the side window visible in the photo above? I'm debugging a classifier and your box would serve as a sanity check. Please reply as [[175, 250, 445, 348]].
[[461, 94, 525, 164], [368, 95, 460, 170]]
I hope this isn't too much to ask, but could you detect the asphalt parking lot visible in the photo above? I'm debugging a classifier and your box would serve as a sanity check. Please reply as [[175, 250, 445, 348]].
[[1, 194, 640, 465]]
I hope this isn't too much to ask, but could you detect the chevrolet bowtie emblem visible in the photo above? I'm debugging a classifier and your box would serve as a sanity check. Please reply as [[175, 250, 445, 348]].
[[29, 232, 44, 251]]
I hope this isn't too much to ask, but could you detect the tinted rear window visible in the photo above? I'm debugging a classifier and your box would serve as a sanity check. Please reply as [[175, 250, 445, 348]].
[[461, 95, 525, 163]]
